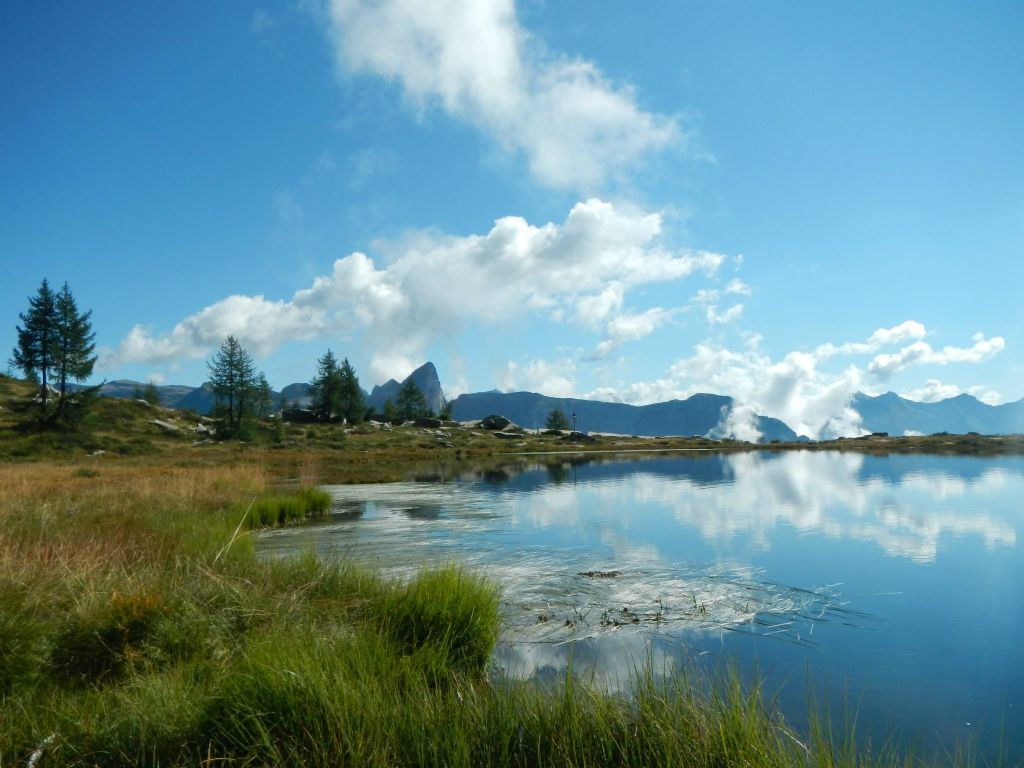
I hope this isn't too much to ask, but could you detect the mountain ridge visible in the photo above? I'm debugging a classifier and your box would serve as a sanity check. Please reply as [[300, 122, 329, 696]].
[[69, 369, 1023, 437]]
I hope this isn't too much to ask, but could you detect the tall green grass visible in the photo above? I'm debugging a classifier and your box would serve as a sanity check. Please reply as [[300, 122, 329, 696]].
[[0, 462, 997, 767], [246, 486, 332, 528]]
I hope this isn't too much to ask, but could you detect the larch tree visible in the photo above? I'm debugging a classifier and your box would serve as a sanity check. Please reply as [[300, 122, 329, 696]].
[[53, 282, 96, 415], [207, 335, 260, 438], [10, 278, 58, 413], [10, 279, 97, 426]]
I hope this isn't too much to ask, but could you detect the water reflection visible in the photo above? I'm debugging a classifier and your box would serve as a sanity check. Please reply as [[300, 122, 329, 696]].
[[258, 451, 1024, 755]]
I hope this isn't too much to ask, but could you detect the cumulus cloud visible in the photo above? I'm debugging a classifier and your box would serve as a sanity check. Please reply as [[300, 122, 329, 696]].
[[868, 333, 1005, 380], [900, 379, 1003, 405], [590, 319, 1006, 440], [499, 357, 576, 397], [325, 0, 680, 190], [100, 199, 723, 382], [867, 320, 926, 346]]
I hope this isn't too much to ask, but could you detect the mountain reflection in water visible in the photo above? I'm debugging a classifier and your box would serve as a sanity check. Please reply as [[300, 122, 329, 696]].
[[258, 451, 1024, 757]]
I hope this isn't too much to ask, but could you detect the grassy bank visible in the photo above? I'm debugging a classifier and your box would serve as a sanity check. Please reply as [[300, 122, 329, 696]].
[[0, 459, 995, 766], [2, 375, 1021, 471]]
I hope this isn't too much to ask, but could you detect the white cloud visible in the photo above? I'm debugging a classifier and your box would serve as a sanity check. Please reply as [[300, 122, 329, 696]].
[[499, 357, 576, 397], [814, 320, 927, 360], [593, 306, 676, 359], [325, 0, 679, 190], [868, 333, 1005, 380], [690, 288, 718, 306], [571, 283, 623, 330], [705, 303, 743, 325], [724, 278, 751, 295], [900, 379, 1004, 405], [595, 340, 866, 440], [100, 199, 723, 382], [867, 320, 926, 346], [973, 388, 1002, 406], [591, 319, 1007, 439]]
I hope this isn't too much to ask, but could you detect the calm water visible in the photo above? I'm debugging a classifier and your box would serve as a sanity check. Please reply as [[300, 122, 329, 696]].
[[258, 450, 1024, 757]]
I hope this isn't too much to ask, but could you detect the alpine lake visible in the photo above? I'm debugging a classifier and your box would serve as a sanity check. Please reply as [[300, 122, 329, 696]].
[[258, 449, 1024, 760]]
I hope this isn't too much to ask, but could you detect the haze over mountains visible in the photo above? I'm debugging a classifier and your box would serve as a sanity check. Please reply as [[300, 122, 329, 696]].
[[84, 362, 1023, 440]]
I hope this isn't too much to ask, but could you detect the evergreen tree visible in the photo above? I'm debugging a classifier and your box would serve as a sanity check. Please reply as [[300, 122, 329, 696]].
[[338, 358, 365, 424], [310, 349, 343, 422], [382, 399, 398, 422], [142, 381, 161, 406], [10, 279, 97, 427], [10, 279, 58, 413], [545, 408, 570, 431], [207, 336, 259, 438], [255, 373, 274, 418], [396, 379, 429, 420], [52, 282, 96, 414]]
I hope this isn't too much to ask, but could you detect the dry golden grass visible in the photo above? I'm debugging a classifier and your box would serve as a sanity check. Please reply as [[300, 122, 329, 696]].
[[0, 461, 267, 573]]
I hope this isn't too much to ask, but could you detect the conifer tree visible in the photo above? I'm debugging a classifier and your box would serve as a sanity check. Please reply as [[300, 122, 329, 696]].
[[338, 357, 365, 424], [310, 349, 343, 422], [255, 372, 274, 418], [10, 278, 58, 413], [53, 282, 96, 414], [545, 408, 570, 431], [10, 279, 97, 426], [208, 335, 259, 438], [396, 379, 430, 420]]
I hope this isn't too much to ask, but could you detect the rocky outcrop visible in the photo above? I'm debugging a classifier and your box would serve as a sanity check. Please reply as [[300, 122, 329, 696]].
[[479, 415, 511, 430], [366, 362, 447, 416]]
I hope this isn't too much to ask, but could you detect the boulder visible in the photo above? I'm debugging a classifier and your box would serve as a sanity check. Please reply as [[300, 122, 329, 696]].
[[479, 414, 511, 430], [414, 416, 443, 428], [561, 431, 597, 444]]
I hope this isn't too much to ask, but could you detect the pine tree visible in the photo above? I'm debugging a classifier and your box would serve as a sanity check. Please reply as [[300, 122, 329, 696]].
[[338, 358, 365, 425], [310, 350, 344, 422], [545, 408, 570, 431], [53, 282, 96, 415], [10, 279, 58, 414], [207, 336, 259, 438], [396, 379, 429, 420]]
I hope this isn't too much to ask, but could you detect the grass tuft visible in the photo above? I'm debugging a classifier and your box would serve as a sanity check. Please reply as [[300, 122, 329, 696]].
[[0, 459, 993, 767], [246, 486, 332, 528]]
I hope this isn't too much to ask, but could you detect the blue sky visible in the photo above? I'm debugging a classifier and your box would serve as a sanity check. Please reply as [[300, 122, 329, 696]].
[[2, 1, 1021, 437]]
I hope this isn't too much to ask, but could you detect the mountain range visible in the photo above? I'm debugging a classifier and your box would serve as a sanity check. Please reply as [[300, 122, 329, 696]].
[[852, 391, 1024, 436], [80, 364, 1023, 440], [449, 390, 799, 441]]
